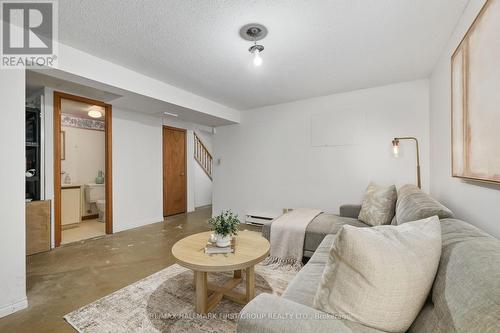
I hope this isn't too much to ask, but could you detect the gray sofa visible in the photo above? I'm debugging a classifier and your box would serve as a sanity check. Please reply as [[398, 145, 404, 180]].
[[262, 185, 455, 258], [239, 185, 500, 332]]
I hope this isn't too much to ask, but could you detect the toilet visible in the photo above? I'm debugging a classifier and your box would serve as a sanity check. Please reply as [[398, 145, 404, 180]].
[[85, 183, 105, 222], [96, 200, 106, 222]]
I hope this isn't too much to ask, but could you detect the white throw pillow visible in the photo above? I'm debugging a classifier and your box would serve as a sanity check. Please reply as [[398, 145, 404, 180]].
[[313, 216, 442, 332], [358, 182, 397, 226]]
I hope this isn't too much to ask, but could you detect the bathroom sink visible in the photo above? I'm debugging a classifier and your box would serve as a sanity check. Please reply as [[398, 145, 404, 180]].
[[62, 184, 82, 188]]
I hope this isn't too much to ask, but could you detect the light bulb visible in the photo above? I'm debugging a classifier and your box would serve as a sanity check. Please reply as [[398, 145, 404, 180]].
[[253, 49, 263, 67], [393, 145, 399, 157], [392, 139, 400, 157]]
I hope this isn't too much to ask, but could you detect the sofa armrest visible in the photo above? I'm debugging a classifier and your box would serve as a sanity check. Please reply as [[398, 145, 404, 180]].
[[237, 294, 379, 333], [339, 204, 362, 219]]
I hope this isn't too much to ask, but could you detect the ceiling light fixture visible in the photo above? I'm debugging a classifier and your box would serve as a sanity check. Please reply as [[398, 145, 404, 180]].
[[163, 111, 178, 117], [250, 44, 264, 67], [88, 109, 102, 118], [240, 23, 268, 67]]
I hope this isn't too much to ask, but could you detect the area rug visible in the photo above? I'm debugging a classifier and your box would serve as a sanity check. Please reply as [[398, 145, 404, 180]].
[[64, 263, 297, 332]]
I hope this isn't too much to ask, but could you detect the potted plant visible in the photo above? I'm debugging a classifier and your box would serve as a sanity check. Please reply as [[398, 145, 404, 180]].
[[208, 210, 240, 247]]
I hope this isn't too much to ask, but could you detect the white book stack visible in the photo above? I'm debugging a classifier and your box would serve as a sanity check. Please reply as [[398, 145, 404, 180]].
[[204, 238, 236, 254]]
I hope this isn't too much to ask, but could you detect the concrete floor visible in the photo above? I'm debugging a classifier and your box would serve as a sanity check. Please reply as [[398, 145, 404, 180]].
[[0, 206, 258, 333]]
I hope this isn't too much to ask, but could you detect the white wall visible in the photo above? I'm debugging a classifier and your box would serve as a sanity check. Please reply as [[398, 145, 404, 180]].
[[429, 0, 500, 238], [112, 108, 164, 232], [44, 88, 55, 246], [61, 125, 105, 215], [194, 131, 213, 208], [42, 86, 215, 240], [0, 70, 28, 317], [213, 79, 430, 220], [61, 126, 105, 185], [162, 118, 214, 211], [194, 163, 213, 207], [43, 88, 164, 239]]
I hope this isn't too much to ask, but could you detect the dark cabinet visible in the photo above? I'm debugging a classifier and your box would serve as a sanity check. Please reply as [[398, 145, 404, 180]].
[[26, 107, 41, 201]]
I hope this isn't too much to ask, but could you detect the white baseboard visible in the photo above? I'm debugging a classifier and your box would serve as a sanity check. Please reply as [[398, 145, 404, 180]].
[[112, 216, 165, 233], [0, 297, 28, 319]]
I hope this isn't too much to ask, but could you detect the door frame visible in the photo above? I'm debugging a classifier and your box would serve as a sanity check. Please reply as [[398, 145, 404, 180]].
[[53, 91, 113, 247], [162, 125, 188, 216]]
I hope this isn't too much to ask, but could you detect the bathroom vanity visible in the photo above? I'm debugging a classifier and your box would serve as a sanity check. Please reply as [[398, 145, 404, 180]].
[[61, 185, 82, 225]]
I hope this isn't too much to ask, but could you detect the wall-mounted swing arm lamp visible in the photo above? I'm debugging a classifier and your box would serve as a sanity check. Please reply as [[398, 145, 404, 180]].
[[392, 137, 421, 189]]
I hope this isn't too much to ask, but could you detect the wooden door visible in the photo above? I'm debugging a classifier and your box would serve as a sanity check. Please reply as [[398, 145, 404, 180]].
[[163, 126, 187, 216]]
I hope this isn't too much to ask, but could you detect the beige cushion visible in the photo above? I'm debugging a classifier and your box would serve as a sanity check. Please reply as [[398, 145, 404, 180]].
[[313, 216, 442, 333], [358, 183, 397, 226]]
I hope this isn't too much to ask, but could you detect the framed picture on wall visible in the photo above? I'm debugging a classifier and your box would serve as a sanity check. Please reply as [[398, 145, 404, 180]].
[[61, 130, 66, 160], [451, 0, 500, 184]]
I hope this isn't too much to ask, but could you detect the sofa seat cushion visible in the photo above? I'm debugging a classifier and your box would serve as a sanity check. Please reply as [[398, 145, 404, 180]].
[[282, 234, 335, 307], [262, 213, 369, 256], [238, 293, 387, 333], [304, 214, 368, 253], [396, 184, 454, 224], [410, 218, 500, 332]]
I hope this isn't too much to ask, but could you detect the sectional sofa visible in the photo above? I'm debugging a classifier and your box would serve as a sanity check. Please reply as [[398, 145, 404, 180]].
[[239, 185, 500, 332]]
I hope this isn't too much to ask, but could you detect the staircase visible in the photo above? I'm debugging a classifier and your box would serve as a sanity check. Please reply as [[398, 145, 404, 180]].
[[194, 133, 213, 181]]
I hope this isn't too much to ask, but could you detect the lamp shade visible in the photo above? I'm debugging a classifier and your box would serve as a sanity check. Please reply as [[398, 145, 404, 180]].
[[253, 49, 263, 66], [392, 139, 400, 157]]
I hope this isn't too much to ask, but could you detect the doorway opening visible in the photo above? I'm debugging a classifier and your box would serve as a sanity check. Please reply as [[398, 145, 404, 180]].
[[163, 126, 187, 216], [54, 92, 113, 246]]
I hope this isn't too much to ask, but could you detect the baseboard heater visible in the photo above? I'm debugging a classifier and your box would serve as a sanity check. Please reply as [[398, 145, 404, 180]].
[[245, 214, 274, 227]]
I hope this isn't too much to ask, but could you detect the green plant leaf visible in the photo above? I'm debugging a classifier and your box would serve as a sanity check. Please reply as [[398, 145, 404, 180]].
[[208, 210, 240, 237]]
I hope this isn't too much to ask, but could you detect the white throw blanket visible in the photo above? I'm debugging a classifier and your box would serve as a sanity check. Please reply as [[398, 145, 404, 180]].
[[264, 208, 323, 270]]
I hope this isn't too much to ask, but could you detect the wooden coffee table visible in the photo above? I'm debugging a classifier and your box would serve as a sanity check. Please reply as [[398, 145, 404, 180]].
[[171, 230, 270, 314]]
